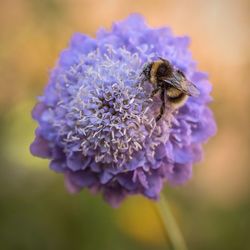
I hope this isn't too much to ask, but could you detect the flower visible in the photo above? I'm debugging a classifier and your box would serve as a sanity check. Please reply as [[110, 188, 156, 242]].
[[30, 14, 216, 207]]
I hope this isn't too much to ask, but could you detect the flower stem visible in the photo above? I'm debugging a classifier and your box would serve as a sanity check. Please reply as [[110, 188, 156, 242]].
[[155, 194, 188, 250]]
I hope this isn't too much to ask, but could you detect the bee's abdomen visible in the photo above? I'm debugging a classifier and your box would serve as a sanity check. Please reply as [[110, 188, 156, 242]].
[[166, 87, 182, 98], [166, 87, 188, 108]]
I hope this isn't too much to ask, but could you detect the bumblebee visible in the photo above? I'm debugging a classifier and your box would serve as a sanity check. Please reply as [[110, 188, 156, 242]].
[[142, 58, 200, 121]]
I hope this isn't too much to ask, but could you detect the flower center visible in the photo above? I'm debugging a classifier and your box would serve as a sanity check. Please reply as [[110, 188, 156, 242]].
[[55, 47, 170, 167]]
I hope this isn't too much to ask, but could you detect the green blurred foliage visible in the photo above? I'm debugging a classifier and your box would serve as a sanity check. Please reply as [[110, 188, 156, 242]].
[[0, 0, 249, 249]]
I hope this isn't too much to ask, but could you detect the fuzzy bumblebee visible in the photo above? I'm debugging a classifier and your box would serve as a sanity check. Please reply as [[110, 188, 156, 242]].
[[142, 58, 200, 121]]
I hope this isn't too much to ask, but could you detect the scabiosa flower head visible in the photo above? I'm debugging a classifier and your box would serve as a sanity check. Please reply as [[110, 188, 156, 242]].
[[31, 14, 216, 207]]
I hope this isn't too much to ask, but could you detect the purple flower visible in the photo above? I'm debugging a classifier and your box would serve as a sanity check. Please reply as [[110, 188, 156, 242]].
[[30, 14, 216, 207]]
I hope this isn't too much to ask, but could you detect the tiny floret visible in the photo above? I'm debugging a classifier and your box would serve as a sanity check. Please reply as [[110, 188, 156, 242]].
[[31, 14, 216, 207]]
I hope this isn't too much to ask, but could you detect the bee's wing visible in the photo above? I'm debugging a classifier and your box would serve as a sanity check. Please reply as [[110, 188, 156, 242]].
[[161, 72, 200, 97], [184, 80, 200, 97]]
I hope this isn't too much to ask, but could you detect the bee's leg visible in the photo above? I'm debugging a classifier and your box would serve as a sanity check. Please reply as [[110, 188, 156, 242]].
[[156, 89, 165, 122], [150, 86, 161, 98]]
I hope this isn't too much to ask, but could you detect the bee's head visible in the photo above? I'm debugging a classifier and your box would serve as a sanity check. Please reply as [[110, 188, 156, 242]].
[[141, 62, 153, 80]]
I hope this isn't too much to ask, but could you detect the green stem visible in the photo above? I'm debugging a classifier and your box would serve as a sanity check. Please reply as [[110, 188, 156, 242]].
[[155, 194, 188, 250]]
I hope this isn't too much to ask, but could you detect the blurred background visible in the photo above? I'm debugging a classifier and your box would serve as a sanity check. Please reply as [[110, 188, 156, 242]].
[[0, 0, 249, 249]]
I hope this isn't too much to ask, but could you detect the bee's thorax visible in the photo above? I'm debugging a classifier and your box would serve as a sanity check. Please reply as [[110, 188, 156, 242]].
[[149, 61, 162, 84]]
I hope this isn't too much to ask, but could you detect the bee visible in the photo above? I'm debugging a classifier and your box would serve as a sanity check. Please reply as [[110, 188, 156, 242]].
[[141, 58, 200, 121]]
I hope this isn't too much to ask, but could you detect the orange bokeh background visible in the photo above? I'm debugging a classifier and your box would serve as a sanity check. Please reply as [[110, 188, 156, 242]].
[[0, 1, 249, 249]]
